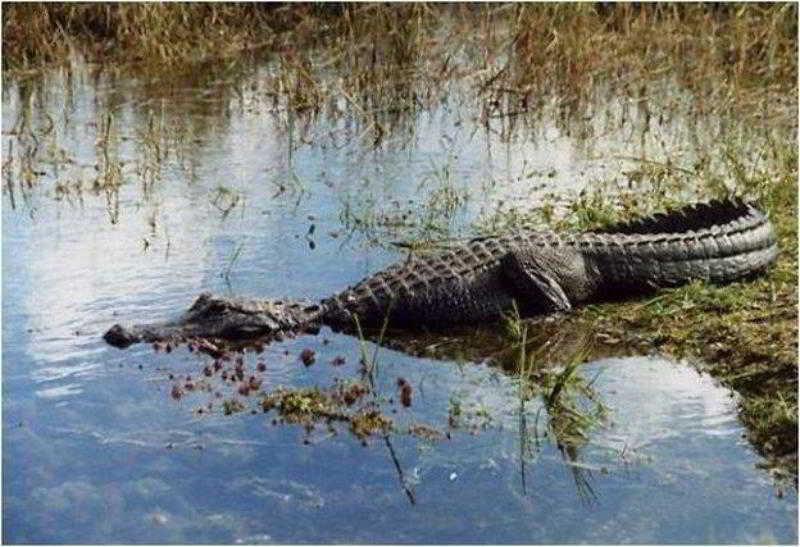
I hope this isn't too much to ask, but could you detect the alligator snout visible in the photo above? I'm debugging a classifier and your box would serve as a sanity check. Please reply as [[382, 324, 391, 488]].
[[103, 324, 139, 348]]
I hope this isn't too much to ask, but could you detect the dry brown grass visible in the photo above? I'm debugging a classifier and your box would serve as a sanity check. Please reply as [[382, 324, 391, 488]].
[[4, 4, 795, 149], [5, 4, 795, 102], [3, 3, 282, 71]]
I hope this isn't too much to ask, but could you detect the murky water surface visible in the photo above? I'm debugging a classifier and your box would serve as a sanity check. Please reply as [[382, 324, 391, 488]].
[[2, 59, 795, 544]]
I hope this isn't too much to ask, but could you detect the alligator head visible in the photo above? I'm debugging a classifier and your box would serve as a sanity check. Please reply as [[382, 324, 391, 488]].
[[103, 292, 322, 348]]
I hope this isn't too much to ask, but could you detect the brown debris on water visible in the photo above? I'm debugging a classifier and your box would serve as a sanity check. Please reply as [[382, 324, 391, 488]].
[[400, 383, 412, 408], [248, 376, 262, 391], [300, 348, 315, 366], [335, 380, 369, 406], [408, 423, 446, 441], [350, 409, 392, 440]]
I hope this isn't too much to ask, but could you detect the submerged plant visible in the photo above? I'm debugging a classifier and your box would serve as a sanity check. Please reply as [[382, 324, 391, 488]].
[[503, 306, 608, 459]]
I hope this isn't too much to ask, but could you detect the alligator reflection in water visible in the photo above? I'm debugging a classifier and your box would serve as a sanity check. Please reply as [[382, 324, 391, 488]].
[[103, 199, 777, 351], [150, 315, 611, 507]]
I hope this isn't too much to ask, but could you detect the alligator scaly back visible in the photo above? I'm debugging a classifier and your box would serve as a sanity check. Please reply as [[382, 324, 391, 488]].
[[104, 199, 778, 348], [318, 198, 777, 328]]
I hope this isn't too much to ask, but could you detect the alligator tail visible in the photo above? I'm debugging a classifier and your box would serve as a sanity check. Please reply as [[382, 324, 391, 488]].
[[586, 199, 778, 289]]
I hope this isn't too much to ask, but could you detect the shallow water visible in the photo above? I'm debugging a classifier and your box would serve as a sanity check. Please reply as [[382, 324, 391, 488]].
[[2, 58, 796, 544]]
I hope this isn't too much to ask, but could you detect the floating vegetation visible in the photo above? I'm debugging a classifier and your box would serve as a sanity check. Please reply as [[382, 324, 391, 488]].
[[299, 348, 316, 366], [222, 399, 246, 416], [259, 381, 392, 441]]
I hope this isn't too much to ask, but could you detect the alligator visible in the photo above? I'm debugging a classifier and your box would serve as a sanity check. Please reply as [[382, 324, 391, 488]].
[[103, 199, 778, 350]]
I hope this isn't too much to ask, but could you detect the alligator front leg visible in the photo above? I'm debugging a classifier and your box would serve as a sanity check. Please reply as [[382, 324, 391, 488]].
[[500, 247, 597, 313]]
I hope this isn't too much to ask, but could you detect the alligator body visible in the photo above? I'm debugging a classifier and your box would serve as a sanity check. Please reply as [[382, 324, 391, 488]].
[[103, 199, 778, 349]]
